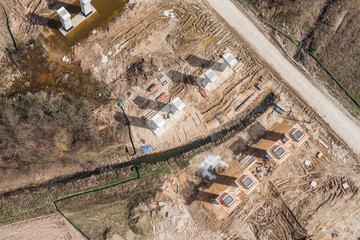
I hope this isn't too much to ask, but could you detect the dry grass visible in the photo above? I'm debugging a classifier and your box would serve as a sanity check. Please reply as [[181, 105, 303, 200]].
[[243, 0, 360, 116]]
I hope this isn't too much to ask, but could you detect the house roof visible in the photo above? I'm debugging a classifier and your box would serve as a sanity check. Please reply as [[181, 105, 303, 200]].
[[222, 194, 235, 207], [204, 69, 218, 83], [223, 53, 237, 66], [151, 114, 166, 128], [171, 97, 186, 111], [240, 175, 255, 189], [273, 146, 287, 159], [57, 7, 71, 19], [291, 129, 305, 142]]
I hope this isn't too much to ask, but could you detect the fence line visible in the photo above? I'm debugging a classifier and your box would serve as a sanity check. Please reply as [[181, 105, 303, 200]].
[[53, 166, 141, 240], [237, 0, 359, 108]]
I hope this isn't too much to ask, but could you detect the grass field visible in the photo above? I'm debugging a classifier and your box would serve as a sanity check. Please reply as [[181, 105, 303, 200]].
[[0, 156, 183, 239]]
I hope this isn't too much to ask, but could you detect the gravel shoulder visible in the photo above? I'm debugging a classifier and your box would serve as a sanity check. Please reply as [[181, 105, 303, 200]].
[[205, 0, 360, 156]]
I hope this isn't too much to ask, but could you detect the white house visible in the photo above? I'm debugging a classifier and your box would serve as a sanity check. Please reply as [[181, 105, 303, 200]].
[[202, 69, 218, 88], [147, 114, 166, 131], [170, 97, 186, 114], [220, 53, 237, 71]]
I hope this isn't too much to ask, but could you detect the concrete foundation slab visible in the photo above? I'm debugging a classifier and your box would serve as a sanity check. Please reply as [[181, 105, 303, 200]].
[[59, 4, 96, 36]]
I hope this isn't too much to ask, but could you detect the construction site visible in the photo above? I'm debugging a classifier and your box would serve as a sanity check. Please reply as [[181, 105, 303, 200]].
[[0, 0, 360, 239]]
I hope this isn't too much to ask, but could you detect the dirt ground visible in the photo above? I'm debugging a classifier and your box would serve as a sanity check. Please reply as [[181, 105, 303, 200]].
[[0, 214, 84, 240], [0, 0, 360, 239], [150, 80, 360, 240], [0, 0, 276, 192], [68, 0, 279, 154]]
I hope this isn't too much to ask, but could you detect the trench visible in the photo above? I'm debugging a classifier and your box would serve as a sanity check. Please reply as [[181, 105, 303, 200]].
[[295, 0, 335, 58], [1, 93, 276, 197]]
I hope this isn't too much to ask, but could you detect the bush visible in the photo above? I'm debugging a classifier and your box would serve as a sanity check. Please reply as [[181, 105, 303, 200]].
[[0, 92, 93, 162]]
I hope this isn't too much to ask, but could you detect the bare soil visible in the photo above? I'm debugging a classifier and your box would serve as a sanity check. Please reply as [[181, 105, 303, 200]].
[[0, 214, 85, 240], [0, 0, 359, 239], [150, 80, 360, 240]]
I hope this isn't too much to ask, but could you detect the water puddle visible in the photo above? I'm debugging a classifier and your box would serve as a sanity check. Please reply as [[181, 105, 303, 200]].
[[44, 0, 128, 51], [5, 44, 107, 99]]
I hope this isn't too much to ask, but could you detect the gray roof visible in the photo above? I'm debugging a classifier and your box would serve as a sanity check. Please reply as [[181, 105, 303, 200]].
[[291, 129, 304, 141], [273, 146, 286, 159], [222, 194, 235, 207], [241, 176, 254, 189]]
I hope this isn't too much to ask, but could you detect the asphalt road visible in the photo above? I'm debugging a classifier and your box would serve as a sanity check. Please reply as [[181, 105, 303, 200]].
[[206, 0, 360, 155]]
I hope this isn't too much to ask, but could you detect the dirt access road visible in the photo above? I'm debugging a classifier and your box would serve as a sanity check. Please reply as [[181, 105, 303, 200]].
[[205, 0, 360, 155], [0, 214, 85, 240]]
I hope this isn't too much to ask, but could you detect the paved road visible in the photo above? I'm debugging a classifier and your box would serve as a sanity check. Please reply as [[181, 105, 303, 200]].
[[206, 0, 360, 155]]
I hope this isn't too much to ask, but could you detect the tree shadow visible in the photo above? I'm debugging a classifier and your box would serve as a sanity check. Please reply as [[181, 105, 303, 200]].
[[185, 55, 222, 70], [26, 13, 61, 29], [229, 137, 248, 155], [262, 130, 285, 142], [167, 70, 197, 86], [185, 174, 237, 205], [186, 190, 218, 205], [245, 145, 267, 158], [133, 96, 167, 112], [46, 0, 82, 15], [247, 121, 266, 141], [114, 112, 148, 129], [211, 174, 237, 186]]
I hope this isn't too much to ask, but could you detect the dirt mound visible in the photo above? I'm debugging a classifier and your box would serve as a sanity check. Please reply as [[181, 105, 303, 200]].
[[124, 58, 157, 86]]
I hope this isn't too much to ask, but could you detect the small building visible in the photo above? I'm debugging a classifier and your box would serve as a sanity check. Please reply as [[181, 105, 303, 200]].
[[220, 53, 237, 71], [202, 69, 218, 88], [342, 183, 349, 189], [170, 97, 186, 114], [272, 145, 287, 159], [235, 175, 255, 189], [57, 7, 73, 32], [216, 192, 236, 207], [147, 114, 166, 131], [291, 128, 306, 142]]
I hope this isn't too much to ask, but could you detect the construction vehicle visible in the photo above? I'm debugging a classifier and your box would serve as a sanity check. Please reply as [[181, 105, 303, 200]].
[[156, 92, 167, 101], [149, 83, 159, 92], [199, 87, 207, 98]]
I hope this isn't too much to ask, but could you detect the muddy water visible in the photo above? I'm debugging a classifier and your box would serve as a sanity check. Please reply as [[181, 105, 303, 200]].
[[45, 0, 128, 51], [5, 0, 128, 98], [5, 45, 107, 100]]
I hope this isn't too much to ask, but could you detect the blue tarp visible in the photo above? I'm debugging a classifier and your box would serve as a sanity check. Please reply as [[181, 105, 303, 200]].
[[140, 145, 152, 153]]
